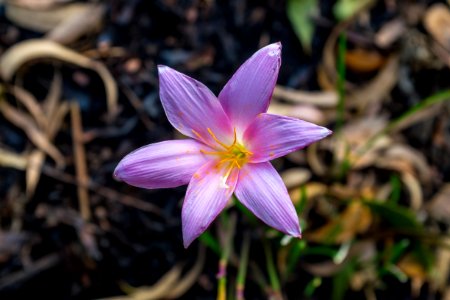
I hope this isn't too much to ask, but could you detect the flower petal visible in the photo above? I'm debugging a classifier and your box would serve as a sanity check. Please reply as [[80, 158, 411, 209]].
[[182, 160, 239, 248], [114, 139, 211, 189], [235, 162, 301, 237], [218, 43, 282, 134], [158, 65, 234, 147], [244, 113, 332, 162]]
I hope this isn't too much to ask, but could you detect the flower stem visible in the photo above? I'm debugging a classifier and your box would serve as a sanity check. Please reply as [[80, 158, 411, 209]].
[[236, 232, 251, 300], [335, 32, 347, 134], [262, 237, 283, 300], [216, 212, 236, 300]]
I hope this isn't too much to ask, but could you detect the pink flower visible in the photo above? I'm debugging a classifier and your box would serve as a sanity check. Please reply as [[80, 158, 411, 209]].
[[114, 43, 332, 248]]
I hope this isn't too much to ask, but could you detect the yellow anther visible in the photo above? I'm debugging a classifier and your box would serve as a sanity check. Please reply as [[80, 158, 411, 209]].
[[199, 127, 252, 177], [207, 128, 230, 149]]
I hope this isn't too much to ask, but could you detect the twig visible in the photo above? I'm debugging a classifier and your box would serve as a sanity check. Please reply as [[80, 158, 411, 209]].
[[70, 101, 91, 221]]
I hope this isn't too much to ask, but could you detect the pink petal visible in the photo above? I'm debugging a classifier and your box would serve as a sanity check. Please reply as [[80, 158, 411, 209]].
[[182, 160, 239, 248], [244, 113, 332, 163], [158, 66, 234, 147], [218, 43, 282, 134], [114, 139, 211, 189], [235, 162, 301, 237]]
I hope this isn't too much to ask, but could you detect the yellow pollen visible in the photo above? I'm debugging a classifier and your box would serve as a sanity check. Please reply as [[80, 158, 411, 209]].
[[196, 128, 253, 187]]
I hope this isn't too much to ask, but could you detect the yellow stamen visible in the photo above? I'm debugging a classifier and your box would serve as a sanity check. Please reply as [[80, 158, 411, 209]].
[[199, 127, 253, 190], [207, 128, 230, 149]]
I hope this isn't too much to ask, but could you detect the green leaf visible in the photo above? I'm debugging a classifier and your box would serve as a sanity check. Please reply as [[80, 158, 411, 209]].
[[363, 201, 423, 232], [287, 0, 318, 53], [332, 259, 356, 300], [333, 0, 374, 21], [389, 174, 402, 204], [199, 231, 221, 256], [304, 277, 322, 297]]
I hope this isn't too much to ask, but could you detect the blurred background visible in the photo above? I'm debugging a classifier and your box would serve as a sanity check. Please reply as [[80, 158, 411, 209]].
[[0, 0, 449, 299]]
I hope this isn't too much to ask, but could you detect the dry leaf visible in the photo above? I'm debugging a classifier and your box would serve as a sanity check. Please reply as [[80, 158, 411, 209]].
[[26, 150, 45, 198], [7, 0, 73, 10], [0, 39, 118, 118], [347, 55, 399, 110], [289, 182, 328, 205], [375, 19, 406, 48], [424, 4, 450, 52], [115, 247, 205, 300], [10, 85, 48, 129], [426, 184, 450, 224], [345, 48, 386, 73], [433, 237, 450, 292], [268, 102, 326, 124], [26, 101, 68, 198], [307, 201, 372, 244], [71, 101, 90, 221], [273, 85, 338, 107], [5, 3, 99, 35], [0, 148, 27, 170], [281, 168, 312, 190], [43, 70, 62, 123], [45, 4, 105, 45], [0, 100, 65, 167]]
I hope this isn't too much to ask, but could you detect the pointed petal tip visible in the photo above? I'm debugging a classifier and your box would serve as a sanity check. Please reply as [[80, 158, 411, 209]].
[[113, 163, 123, 181], [157, 65, 171, 74], [323, 127, 333, 137], [267, 42, 282, 56], [183, 238, 193, 249]]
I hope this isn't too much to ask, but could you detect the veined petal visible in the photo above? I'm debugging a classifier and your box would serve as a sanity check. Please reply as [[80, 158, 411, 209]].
[[158, 66, 234, 147], [114, 139, 211, 189], [235, 162, 301, 237], [218, 43, 282, 134], [244, 113, 332, 163], [182, 160, 239, 248]]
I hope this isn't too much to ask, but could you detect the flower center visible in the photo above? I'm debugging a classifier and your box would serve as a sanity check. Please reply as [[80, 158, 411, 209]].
[[194, 128, 253, 188]]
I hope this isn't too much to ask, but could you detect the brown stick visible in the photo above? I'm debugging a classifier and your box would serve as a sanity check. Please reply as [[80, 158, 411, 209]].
[[70, 101, 91, 221]]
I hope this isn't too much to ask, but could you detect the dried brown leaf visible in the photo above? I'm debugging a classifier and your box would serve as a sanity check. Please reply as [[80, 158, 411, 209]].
[[426, 184, 450, 224], [281, 168, 312, 190], [433, 237, 450, 292], [5, 3, 93, 33], [0, 39, 118, 118], [43, 70, 62, 120], [307, 201, 372, 244], [166, 246, 206, 298], [345, 48, 386, 73], [289, 182, 327, 205], [400, 172, 423, 211], [375, 18, 406, 48], [424, 4, 450, 52], [268, 102, 326, 124], [45, 4, 105, 45], [25, 101, 68, 198], [273, 85, 338, 107], [0, 100, 65, 167], [71, 101, 90, 221], [10, 85, 47, 129], [0, 148, 27, 170], [123, 265, 183, 300], [7, 0, 73, 10], [26, 149, 45, 198], [347, 55, 399, 110], [383, 145, 431, 183]]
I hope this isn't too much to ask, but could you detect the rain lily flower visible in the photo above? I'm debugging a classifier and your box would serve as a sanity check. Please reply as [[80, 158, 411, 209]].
[[114, 43, 332, 248]]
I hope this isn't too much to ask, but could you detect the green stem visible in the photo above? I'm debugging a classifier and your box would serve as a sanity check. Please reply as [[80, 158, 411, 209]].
[[236, 232, 251, 300], [216, 212, 236, 300], [263, 237, 282, 299], [335, 32, 347, 134]]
